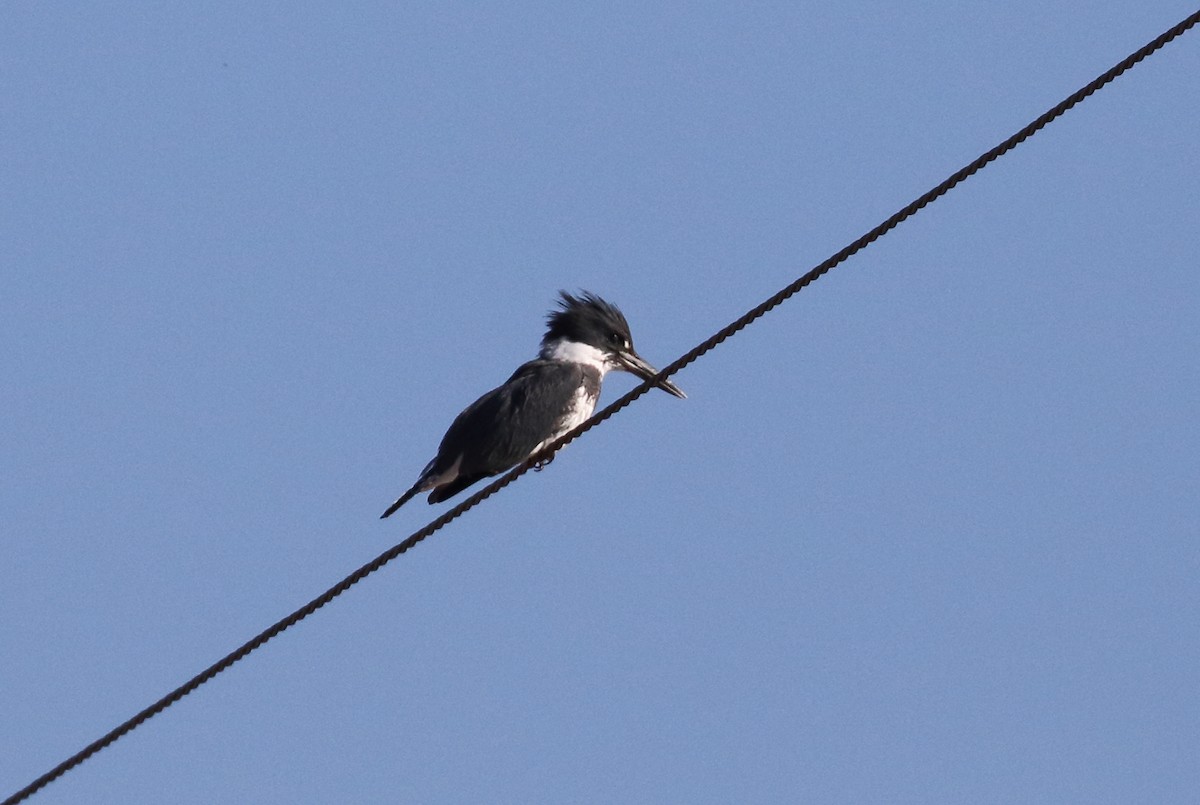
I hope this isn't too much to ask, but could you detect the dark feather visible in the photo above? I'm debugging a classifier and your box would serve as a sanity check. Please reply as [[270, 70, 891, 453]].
[[426, 472, 491, 504], [424, 359, 596, 496]]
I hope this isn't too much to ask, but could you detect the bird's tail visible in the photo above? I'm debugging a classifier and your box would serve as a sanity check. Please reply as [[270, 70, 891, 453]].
[[380, 483, 423, 519]]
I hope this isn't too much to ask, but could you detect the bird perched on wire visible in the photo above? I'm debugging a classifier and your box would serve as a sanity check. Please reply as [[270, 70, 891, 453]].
[[381, 291, 685, 518]]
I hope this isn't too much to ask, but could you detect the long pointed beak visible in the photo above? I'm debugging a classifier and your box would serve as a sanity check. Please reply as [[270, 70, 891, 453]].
[[616, 350, 687, 399]]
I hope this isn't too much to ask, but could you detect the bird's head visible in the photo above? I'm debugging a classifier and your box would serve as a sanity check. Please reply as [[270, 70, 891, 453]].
[[541, 291, 686, 399]]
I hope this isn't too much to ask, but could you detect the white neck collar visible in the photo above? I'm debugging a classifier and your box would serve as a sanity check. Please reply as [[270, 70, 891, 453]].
[[539, 338, 612, 376]]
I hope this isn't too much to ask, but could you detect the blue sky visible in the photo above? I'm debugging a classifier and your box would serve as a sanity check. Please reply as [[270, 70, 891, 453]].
[[3, 3, 1198, 803]]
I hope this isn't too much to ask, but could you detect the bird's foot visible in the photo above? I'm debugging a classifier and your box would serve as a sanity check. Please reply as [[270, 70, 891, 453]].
[[532, 454, 555, 471]]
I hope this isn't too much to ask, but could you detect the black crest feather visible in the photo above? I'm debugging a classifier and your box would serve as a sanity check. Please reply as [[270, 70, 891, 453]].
[[542, 291, 632, 347]]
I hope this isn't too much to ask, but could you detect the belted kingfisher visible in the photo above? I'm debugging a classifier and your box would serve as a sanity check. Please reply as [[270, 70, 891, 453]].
[[380, 291, 685, 518]]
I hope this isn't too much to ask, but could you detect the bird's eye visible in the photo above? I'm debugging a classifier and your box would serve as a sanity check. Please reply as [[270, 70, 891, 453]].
[[610, 332, 627, 348]]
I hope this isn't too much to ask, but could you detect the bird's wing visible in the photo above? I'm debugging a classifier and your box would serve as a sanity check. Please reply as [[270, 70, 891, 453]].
[[437, 360, 585, 479]]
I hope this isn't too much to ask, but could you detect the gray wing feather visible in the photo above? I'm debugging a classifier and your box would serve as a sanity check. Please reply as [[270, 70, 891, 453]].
[[432, 360, 584, 479]]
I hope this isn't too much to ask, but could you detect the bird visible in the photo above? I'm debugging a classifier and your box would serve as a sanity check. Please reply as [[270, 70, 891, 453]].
[[380, 291, 685, 518]]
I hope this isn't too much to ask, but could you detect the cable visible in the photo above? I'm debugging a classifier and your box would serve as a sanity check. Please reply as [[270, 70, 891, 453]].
[[7, 10, 1198, 804]]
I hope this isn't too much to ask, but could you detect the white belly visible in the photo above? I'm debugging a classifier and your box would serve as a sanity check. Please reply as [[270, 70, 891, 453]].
[[532, 386, 598, 454]]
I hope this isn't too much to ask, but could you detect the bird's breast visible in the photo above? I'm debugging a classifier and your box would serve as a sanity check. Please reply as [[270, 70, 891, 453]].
[[532, 376, 601, 454], [559, 382, 600, 431]]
